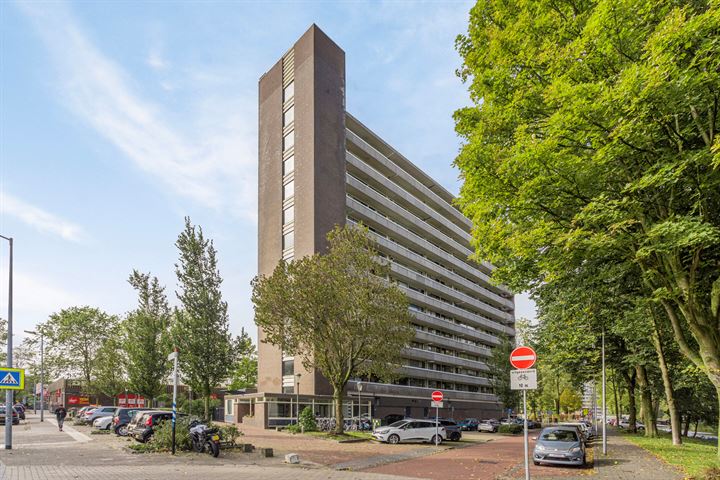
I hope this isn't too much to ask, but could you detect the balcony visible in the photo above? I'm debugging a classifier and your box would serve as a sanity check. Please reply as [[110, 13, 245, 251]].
[[399, 366, 493, 388], [391, 262, 512, 323], [410, 310, 502, 347], [370, 230, 513, 309], [413, 329, 492, 359], [346, 153, 470, 245], [345, 128, 475, 237], [347, 197, 515, 318], [404, 347, 490, 373]]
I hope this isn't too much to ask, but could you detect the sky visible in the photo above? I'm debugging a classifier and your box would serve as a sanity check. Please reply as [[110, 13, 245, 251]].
[[0, 0, 536, 346]]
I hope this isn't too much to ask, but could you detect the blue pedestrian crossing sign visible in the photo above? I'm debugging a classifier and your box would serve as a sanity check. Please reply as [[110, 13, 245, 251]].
[[0, 368, 25, 390]]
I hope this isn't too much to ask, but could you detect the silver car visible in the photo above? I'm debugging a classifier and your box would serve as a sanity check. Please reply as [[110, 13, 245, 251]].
[[533, 426, 586, 467], [372, 419, 446, 444]]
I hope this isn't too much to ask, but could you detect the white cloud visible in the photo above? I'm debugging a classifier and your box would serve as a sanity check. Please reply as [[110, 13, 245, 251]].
[[15, 272, 81, 320], [146, 49, 169, 70], [16, 1, 258, 221], [0, 192, 85, 242]]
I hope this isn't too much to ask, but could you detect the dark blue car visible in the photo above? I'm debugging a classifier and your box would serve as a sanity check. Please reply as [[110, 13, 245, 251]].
[[458, 418, 480, 431]]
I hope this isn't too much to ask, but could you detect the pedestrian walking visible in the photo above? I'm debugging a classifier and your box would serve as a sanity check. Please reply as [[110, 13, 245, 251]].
[[54, 405, 67, 431]]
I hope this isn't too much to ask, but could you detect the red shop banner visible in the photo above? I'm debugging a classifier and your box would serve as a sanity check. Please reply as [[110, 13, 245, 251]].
[[117, 393, 146, 407]]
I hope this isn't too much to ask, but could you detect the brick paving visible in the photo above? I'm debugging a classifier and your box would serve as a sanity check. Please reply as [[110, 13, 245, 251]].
[[0, 415, 686, 480], [366, 430, 685, 480], [237, 423, 453, 467]]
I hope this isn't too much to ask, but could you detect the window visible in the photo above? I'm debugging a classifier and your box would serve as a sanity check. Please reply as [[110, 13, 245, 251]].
[[284, 81, 294, 102], [283, 206, 294, 225], [283, 180, 294, 199], [283, 131, 294, 151], [283, 231, 294, 250], [282, 359, 294, 376], [283, 155, 294, 175], [283, 105, 294, 126]]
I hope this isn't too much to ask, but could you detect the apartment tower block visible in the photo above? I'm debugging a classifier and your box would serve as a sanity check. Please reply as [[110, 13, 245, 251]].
[[238, 25, 515, 427]]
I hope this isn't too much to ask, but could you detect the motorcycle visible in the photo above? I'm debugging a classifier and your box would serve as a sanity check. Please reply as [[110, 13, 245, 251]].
[[189, 421, 221, 457]]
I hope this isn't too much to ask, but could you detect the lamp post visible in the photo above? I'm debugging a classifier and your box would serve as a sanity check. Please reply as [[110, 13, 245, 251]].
[[1, 234, 13, 449], [295, 373, 302, 424], [23, 330, 44, 422], [357, 382, 363, 420]]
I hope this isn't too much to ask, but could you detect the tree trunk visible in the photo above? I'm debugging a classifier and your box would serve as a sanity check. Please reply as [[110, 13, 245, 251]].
[[204, 395, 210, 421], [332, 385, 344, 435], [623, 369, 637, 433], [612, 373, 620, 423], [683, 415, 690, 437], [650, 326, 682, 445], [635, 365, 658, 437]]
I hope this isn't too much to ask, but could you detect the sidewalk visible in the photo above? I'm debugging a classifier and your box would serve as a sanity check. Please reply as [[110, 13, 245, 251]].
[[0, 412, 89, 449]]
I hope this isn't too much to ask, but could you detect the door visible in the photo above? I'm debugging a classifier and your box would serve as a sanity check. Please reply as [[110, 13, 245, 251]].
[[400, 422, 419, 442]]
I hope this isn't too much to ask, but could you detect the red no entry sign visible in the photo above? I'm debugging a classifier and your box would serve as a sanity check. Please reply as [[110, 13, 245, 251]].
[[431, 390, 443, 402], [510, 346, 537, 369]]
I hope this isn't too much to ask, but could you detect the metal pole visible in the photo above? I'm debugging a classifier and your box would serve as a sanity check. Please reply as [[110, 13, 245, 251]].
[[435, 405, 439, 446], [171, 350, 178, 455], [40, 333, 44, 422], [523, 389, 530, 480], [33, 383, 37, 414], [602, 328, 607, 455], [4, 236, 14, 449]]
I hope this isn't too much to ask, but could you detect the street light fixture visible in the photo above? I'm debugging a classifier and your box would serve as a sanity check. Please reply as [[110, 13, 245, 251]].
[[0, 234, 13, 450], [23, 330, 44, 422]]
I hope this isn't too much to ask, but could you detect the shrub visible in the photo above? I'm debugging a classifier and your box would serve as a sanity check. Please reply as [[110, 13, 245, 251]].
[[218, 424, 242, 444], [498, 424, 523, 434], [299, 406, 317, 432], [286, 423, 302, 434], [149, 416, 199, 451]]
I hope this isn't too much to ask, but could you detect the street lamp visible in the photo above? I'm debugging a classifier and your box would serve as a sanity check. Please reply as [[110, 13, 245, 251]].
[[0, 234, 13, 450], [357, 382, 363, 420], [23, 330, 44, 422], [294, 373, 301, 424]]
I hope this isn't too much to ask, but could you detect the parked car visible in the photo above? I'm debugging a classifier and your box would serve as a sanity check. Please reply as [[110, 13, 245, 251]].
[[478, 419, 499, 432], [382, 414, 405, 426], [130, 411, 187, 443], [0, 406, 20, 425], [533, 426, 586, 467], [618, 419, 645, 431], [112, 407, 153, 436], [372, 419, 446, 444], [86, 406, 118, 423], [13, 403, 25, 420], [434, 419, 462, 441], [93, 415, 115, 430], [458, 418, 480, 431], [558, 422, 591, 442], [527, 419, 542, 429]]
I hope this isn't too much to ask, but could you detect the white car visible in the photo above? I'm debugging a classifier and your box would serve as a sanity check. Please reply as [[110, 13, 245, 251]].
[[93, 415, 114, 430], [618, 419, 645, 431], [372, 419, 446, 444], [558, 422, 592, 441]]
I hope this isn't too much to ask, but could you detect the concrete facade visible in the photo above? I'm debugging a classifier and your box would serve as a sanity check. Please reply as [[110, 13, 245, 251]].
[[253, 24, 515, 427]]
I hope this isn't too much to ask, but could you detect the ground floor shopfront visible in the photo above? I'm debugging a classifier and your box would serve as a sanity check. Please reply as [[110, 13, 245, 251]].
[[227, 382, 503, 428]]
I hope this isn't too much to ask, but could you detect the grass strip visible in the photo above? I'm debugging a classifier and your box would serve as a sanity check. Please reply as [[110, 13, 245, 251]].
[[622, 431, 718, 478]]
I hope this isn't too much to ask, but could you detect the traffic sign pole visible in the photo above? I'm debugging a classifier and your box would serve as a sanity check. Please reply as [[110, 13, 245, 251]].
[[509, 346, 536, 480], [431, 391, 443, 446], [523, 389, 529, 480]]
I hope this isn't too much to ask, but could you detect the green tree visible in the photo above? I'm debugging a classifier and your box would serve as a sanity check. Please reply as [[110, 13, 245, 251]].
[[172, 217, 236, 420], [93, 336, 127, 402], [229, 328, 257, 390], [124, 270, 173, 406], [559, 387, 582, 415], [454, 0, 720, 455], [41, 306, 117, 400], [487, 335, 520, 412], [252, 225, 415, 434]]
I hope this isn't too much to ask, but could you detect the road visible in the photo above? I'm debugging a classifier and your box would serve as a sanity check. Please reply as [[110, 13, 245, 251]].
[[0, 413, 686, 480]]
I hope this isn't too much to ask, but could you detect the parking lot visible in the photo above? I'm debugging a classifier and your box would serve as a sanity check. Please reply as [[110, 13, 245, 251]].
[[0, 413, 685, 480]]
